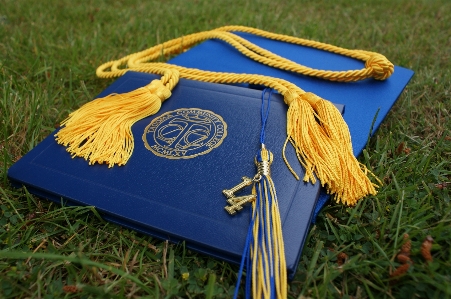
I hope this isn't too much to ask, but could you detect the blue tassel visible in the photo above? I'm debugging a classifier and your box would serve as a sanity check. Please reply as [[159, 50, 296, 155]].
[[233, 89, 287, 298]]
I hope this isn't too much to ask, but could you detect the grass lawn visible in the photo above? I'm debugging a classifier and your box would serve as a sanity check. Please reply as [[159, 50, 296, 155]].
[[1, 0, 450, 298]]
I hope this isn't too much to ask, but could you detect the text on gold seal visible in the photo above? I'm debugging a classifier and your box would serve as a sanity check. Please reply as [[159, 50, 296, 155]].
[[142, 108, 227, 159]]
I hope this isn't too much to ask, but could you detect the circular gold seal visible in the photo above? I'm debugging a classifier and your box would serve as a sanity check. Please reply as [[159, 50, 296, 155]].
[[142, 108, 227, 159]]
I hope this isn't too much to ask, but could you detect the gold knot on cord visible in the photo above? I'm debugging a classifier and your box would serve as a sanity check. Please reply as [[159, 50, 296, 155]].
[[145, 80, 172, 102], [282, 87, 303, 106], [299, 92, 321, 107], [365, 54, 394, 80]]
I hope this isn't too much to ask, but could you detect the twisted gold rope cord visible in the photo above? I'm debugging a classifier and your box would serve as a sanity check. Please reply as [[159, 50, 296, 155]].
[[97, 25, 394, 83]]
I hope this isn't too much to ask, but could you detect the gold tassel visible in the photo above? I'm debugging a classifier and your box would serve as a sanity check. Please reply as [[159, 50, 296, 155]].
[[238, 148, 286, 299], [256, 148, 287, 299], [285, 91, 380, 205], [55, 77, 175, 167]]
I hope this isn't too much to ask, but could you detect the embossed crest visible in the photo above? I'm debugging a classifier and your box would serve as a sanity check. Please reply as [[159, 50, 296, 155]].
[[142, 108, 227, 159]]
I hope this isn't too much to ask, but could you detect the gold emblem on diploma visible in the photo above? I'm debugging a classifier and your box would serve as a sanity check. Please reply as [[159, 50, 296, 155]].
[[143, 108, 227, 159]]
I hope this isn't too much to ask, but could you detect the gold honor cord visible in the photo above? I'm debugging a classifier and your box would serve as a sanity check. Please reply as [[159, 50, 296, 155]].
[[55, 26, 392, 206]]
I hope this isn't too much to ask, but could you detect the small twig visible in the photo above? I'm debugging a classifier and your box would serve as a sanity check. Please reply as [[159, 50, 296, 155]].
[[26, 239, 47, 264], [153, 273, 165, 295], [162, 240, 168, 279], [124, 233, 159, 253]]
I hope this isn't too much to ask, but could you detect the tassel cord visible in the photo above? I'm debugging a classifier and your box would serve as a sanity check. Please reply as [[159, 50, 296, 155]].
[[233, 89, 287, 298], [233, 198, 258, 299], [98, 27, 394, 82], [260, 89, 272, 145], [249, 158, 287, 299]]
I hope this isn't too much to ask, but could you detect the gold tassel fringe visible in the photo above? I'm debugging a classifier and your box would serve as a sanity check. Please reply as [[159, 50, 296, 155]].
[[285, 92, 380, 205], [55, 78, 174, 167], [250, 148, 287, 299]]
